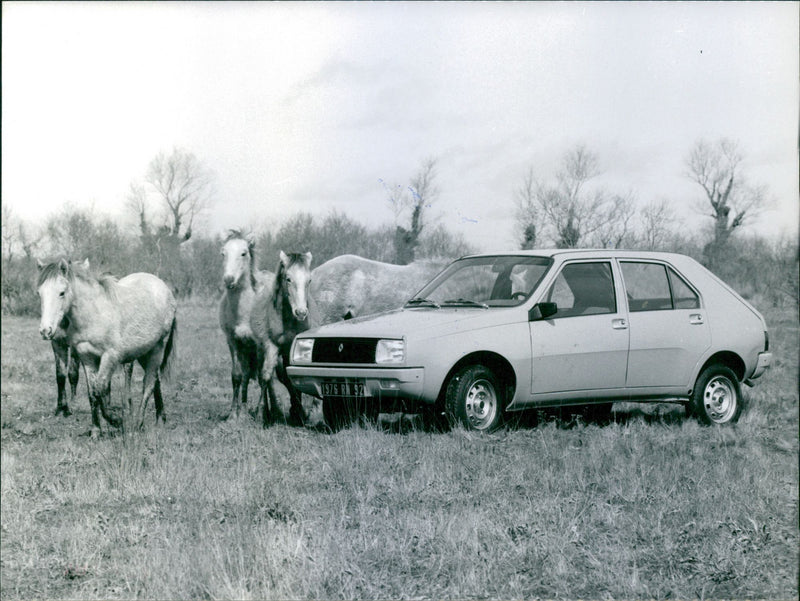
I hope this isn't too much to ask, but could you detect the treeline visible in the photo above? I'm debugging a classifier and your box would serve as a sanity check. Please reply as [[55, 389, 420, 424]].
[[2, 202, 797, 317]]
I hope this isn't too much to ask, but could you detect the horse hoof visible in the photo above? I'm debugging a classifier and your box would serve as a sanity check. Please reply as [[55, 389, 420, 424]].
[[54, 406, 72, 417]]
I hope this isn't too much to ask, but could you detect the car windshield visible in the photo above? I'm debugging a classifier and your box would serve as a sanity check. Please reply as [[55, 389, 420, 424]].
[[407, 255, 553, 308]]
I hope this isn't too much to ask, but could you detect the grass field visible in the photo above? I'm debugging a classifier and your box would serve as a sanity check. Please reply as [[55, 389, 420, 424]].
[[1, 298, 797, 600]]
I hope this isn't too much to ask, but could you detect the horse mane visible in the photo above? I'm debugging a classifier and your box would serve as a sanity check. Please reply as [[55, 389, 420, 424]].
[[37, 260, 118, 300], [224, 229, 258, 289]]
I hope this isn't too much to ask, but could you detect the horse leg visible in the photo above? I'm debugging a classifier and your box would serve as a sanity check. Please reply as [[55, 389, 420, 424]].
[[153, 377, 166, 424], [276, 356, 307, 426], [261, 343, 280, 427], [80, 361, 103, 437], [137, 346, 165, 430], [52, 342, 71, 417], [265, 375, 282, 428], [240, 370, 251, 416], [66, 347, 79, 415], [124, 363, 134, 413], [227, 342, 243, 419], [97, 378, 120, 430], [93, 354, 121, 430]]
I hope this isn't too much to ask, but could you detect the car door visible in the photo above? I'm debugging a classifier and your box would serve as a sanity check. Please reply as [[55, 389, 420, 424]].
[[619, 261, 711, 389], [529, 260, 629, 399]]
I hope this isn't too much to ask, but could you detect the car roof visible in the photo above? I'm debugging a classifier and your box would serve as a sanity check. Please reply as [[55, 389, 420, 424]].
[[461, 248, 693, 261]]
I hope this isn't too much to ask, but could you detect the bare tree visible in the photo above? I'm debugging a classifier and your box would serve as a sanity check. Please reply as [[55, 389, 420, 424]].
[[2, 205, 18, 264], [2, 205, 40, 264], [685, 138, 768, 267], [637, 199, 678, 250], [143, 148, 214, 243], [514, 167, 542, 249], [385, 158, 438, 264], [127, 148, 214, 280], [516, 145, 637, 248]]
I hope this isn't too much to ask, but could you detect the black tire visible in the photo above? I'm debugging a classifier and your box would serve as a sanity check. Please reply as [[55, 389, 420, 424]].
[[322, 397, 377, 431], [445, 364, 504, 432], [691, 364, 743, 425]]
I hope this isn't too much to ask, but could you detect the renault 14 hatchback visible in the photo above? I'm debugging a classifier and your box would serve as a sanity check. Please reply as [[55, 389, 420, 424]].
[[287, 250, 772, 431]]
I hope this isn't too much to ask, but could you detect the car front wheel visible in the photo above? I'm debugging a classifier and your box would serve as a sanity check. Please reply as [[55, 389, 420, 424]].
[[445, 364, 504, 432], [691, 364, 743, 425]]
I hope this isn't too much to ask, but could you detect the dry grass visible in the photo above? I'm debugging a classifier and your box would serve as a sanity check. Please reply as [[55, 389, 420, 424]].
[[1, 299, 797, 600]]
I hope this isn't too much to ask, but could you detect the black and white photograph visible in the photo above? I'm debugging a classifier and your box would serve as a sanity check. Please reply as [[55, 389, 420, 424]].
[[2, 2, 798, 599]]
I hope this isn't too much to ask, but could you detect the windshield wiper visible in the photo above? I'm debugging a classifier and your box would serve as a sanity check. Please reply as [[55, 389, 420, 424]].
[[405, 297, 441, 309], [442, 298, 489, 309]]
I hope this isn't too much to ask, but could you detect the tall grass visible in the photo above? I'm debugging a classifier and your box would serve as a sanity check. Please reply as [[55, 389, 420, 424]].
[[1, 301, 797, 599]]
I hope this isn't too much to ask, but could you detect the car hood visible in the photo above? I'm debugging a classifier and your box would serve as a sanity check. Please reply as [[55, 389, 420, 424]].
[[303, 307, 523, 340]]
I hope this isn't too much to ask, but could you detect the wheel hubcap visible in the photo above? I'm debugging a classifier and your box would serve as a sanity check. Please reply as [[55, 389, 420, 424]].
[[465, 379, 497, 430], [703, 376, 736, 423]]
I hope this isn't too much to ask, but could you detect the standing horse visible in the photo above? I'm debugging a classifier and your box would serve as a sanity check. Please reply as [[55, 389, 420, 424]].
[[251, 251, 317, 427], [311, 254, 448, 324], [39, 259, 138, 418], [37, 259, 177, 434], [218, 230, 275, 419]]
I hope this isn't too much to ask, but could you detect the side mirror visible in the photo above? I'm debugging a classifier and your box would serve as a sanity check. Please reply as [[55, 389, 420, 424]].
[[529, 301, 557, 321]]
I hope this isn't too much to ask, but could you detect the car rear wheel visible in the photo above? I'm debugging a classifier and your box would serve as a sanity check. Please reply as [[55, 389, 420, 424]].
[[691, 365, 743, 425], [445, 364, 504, 432]]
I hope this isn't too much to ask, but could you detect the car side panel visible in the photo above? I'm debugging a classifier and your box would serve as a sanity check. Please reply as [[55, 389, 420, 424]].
[[671, 257, 767, 382]]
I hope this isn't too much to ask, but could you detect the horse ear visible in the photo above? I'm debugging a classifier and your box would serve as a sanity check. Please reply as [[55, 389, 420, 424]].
[[246, 233, 256, 249], [279, 250, 288, 266], [58, 258, 70, 276], [36, 258, 46, 271], [304, 252, 313, 267], [81, 258, 91, 271]]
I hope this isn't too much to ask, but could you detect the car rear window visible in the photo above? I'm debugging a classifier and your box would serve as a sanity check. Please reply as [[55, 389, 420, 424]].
[[621, 261, 700, 312]]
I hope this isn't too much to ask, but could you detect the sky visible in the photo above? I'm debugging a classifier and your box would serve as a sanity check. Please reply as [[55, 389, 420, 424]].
[[2, 1, 798, 252]]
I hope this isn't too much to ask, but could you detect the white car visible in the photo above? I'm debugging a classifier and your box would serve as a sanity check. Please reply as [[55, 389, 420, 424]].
[[288, 250, 772, 431]]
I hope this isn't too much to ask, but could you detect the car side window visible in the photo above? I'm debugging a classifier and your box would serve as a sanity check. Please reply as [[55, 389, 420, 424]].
[[545, 262, 616, 318], [622, 261, 701, 312], [668, 268, 700, 309]]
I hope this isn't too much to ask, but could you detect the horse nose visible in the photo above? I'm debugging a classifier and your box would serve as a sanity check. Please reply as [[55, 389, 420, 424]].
[[294, 308, 308, 321], [39, 325, 53, 340], [223, 274, 235, 288]]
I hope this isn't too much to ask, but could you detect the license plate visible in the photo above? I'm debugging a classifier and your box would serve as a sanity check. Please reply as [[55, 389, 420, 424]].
[[321, 380, 368, 398]]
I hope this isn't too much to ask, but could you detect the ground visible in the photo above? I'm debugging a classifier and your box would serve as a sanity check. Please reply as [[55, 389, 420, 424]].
[[1, 299, 797, 600]]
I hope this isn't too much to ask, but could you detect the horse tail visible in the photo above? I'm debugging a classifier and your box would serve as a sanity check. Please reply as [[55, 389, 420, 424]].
[[160, 315, 177, 381]]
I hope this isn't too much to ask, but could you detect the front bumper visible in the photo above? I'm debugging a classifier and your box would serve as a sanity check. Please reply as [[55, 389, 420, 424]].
[[286, 365, 425, 401], [745, 351, 772, 385]]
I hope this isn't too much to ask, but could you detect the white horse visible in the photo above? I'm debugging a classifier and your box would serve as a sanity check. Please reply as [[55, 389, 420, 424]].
[[311, 254, 448, 324], [218, 230, 275, 419], [37, 259, 177, 434]]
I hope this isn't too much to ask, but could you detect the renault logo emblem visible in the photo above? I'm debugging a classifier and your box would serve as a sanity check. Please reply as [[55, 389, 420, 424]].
[[338, 343, 344, 353]]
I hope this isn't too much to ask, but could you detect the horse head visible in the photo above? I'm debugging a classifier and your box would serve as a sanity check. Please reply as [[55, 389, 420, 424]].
[[278, 250, 313, 321], [221, 231, 256, 289], [37, 258, 77, 340]]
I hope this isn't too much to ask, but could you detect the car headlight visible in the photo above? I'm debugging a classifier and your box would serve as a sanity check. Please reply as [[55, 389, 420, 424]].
[[375, 339, 405, 364], [292, 338, 314, 364]]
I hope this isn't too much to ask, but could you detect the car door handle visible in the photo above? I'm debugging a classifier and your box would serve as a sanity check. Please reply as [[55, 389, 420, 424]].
[[689, 314, 704, 325], [612, 318, 628, 330]]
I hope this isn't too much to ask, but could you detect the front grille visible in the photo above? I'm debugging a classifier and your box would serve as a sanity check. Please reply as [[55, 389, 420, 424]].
[[312, 338, 378, 364]]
